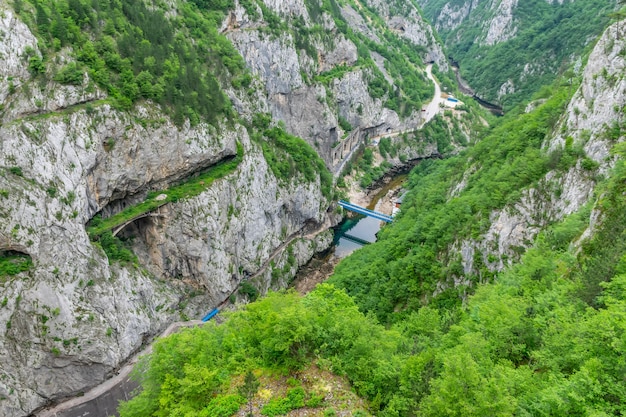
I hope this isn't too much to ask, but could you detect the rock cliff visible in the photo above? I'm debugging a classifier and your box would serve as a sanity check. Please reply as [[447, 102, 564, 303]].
[[416, 0, 615, 108], [225, 0, 448, 169], [0, 0, 449, 414], [453, 19, 625, 282]]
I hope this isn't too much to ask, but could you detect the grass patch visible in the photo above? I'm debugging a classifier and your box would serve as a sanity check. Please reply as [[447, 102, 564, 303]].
[[0, 251, 32, 280], [254, 126, 333, 199], [88, 143, 243, 237], [261, 387, 306, 416]]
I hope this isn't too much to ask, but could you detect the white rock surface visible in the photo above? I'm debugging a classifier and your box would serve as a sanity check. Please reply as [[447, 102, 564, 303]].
[[483, 0, 518, 46], [0, 15, 334, 417]]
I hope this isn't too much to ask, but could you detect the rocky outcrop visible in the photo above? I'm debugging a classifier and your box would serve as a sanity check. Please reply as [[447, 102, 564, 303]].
[[340, 4, 381, 43], [226, 0, 447, 169], [431, 1, 476, 32], [360, 0, 448, 71], [227, 19, 407, 167], [127, 134, 332, 306], [454, 19, 626, 278], [0, 7, 336, 417], [483, 0, 518, 46]]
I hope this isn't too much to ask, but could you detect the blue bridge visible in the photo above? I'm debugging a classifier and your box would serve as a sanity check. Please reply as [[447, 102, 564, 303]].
[[338, 200, 393, 223]]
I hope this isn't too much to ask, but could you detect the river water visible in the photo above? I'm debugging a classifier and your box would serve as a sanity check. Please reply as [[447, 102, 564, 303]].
[[290, 175, 406, 294], [334, 175, 407, 257]]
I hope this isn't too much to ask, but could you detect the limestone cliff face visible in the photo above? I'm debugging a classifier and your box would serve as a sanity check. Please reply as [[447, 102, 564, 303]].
[[0, 0, 449, 414], [429, 0, 477, 32], [482, 0, 517, 46], [418, 0, 548, 43], [127, 133, 330, 305], [225, 0, 448, 169], [363, 0, 448, 70], [0, 3, 335, 416], [452, 20, 625, 280], [418, 0, 514, 42], [0, 99, 333, 416]]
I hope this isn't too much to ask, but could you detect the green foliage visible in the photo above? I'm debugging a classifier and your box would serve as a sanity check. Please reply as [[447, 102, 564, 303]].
[[239, 281, 259, 302], [204, 394, 246, 417], [18, 0, 247, 126], [118, 286, 407, 415], [338, 115, 353, 132], [261, 387, 306, 416], [239, 370, 260, 416], [0, 251, 32, 280], [54, 62, 83, 85], [378, 138, 395, 158], [414, 114, 457, 154], [359, 160, 392, 189], [9, 167, 23, 177], [119, 181, 626, 417], [28, 55, 45, 75], [254, 126, 332, 198], [330, 83, 573, 323], [96, 231, 137, 265], [87, 144, 243, 238], [314, 65, 354, 85]]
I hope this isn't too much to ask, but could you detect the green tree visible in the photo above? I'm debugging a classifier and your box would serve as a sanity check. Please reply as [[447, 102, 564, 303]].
[[239, 370, 260, 416]]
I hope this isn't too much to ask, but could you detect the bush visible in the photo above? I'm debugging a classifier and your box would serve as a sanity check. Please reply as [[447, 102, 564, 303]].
[[203, 394, 246, 417], [258, 127, 333, 198], [54, 63, 84, 85], [339, 116, 353, 132], [97, 231, 137, 264], [239, 282, 259, 301], [0, 252, 32, 278], [28, 56, 45, 75], [261, 387, 306, 416]]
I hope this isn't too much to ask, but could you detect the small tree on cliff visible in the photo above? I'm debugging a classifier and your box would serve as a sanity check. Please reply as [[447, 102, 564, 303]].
[[609, 0, 626, 38], [239, 370, 260, 417]]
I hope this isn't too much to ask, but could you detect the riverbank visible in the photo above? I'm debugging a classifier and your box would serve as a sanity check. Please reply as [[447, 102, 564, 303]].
[[291, 174, 406, 295]]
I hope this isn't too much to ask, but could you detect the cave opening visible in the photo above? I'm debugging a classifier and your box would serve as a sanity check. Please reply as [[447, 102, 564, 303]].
[[0, 249, 33, 278]]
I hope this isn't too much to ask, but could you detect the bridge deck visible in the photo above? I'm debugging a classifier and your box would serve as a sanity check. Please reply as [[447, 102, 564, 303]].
[[341, 233, 374, 246], [338, 200, 393, 223]]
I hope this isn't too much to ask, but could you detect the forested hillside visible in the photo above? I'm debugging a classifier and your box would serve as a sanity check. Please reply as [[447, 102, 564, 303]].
[[417, 0, 616, 109], [2, 0, 625, 415], [120, 147, 626, 415], [118, 14, 626, 417], [0, 0, 476, 414]]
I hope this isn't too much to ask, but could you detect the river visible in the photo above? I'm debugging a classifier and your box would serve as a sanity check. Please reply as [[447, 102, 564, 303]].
[[449, 58, 504, 116], [334, 174, 407, 257], [291, 175, 406, 293]]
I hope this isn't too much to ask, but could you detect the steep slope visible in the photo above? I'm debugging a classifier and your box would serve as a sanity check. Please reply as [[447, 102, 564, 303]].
[[224, 0, 459, 171], [0, 0, 454, 415], [331, 16, 626, 320], [416, 0, 616, 109], [115, 18, 626, 417]]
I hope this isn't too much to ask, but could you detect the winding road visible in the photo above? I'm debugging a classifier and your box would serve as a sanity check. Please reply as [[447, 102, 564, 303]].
[[333, 64, 444, 176], [422, 64, 445, 125], [368, 63, 445, 143]]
